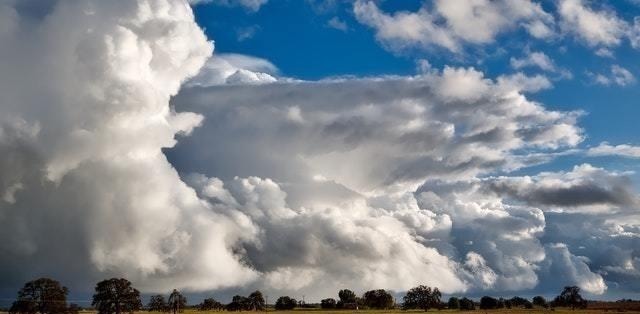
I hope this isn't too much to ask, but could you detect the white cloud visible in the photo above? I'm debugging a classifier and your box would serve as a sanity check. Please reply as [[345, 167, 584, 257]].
[[1, 0, 639, 301], [558, 0, 627, 48], [588, 65, 636, 86], [497, 72, 553, 93], [327, 17, 348, 32], [0, 0, 259, 293], [186, 53, 278, 87], [588, 142, 640, 158], [353, 0, 554, 53], [510, 51, 557, 72], [540, 244, 607, 295], [611, 65, 636, 86], [166, 64, 600, 296]]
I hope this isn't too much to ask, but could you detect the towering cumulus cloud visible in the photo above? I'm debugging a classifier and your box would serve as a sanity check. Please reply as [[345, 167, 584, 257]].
[[1, 0, 638, 301], [0, 0, 257, 293]]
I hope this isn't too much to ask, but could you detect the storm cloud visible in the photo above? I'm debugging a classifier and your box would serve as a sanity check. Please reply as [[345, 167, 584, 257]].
[[0, 0, 638, 303]]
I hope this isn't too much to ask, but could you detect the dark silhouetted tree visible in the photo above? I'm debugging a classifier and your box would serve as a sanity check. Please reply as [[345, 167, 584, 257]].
[[148, 295, 168, 312], [226, 296, 249, 311], [92, 278, 142, 314], [320, 298, 336, 309], [552, 286, 586, 309], [459, 297, 475, 310], [9, 278, 69, 314], [362, 290, 394, 309], [533, 296, 547, 308], [447, 297, 459, 309], [168, 290, 186, 314], [274, 297, 296, 310], [524, 300, 533, 309], [337, 289, 356, 308], [199, 298, 223, 311], [510, 296, 528, 308], [480, 296, 498, 309], [402, 285, 441, 311], [247, 291, 265, 311]]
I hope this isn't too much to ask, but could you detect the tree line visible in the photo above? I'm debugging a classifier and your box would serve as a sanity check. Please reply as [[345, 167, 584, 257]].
[[7, 277, 592, 314]]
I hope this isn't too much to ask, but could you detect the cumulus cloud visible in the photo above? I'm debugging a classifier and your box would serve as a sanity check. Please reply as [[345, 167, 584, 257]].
[[588, 142, 640, 158], [171, 66, 583, 194], [496, 73, 553, 93], [588, 65, 636, 86], [511, 51, 557, 72], [164, 61, 616, 296], [558, 0, 627, 48], [0, 0, 259, 293], [353, 0, 554, 53], [539, 243, 607, 294], [186, 53, 278, 87], [1, 0, 639, 302]]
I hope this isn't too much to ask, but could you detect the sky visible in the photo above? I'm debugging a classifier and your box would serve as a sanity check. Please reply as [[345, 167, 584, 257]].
[[1, 0, 640, 306]]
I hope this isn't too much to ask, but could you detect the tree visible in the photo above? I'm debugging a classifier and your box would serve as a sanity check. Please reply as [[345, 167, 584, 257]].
[[274, 297, 296, 310], [92, 278, 142, 314], [510, 296, 528, 308], [362, 290, 394, 309], [459, 298, 475, 311], [447, 297, 459, 309], [320, 298, 336, 309], [226, 296, 249, 311], [9, 278, 69, 314], [337, 289, 356, 308], [199, 298, 223, 311], [496, 298, 505, 309], [523, 300, 533, 309], [480, 296, 498, 309], [552, 286, 586, 309], [148, 295, 168, 312], [532, 296, 547, 308], [168, 290, 187, 314], [247, 291, 265, 311], [402, 285, 441, 311]]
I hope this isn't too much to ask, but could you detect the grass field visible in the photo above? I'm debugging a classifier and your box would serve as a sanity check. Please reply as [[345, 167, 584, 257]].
[[3, 305, 640, 314], [178, 309, 640, 314], [2, 308, 629, 314]]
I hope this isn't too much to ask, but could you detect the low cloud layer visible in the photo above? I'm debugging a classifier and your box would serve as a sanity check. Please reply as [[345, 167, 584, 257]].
[[0, 0, 638, 303]]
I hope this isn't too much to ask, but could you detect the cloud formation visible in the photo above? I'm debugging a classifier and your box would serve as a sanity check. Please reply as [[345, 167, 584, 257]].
[[353, 0, 553, 53], [0, 0, 258, 294], [588, 142, 640, 158], [1, 0, 639, 303]]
